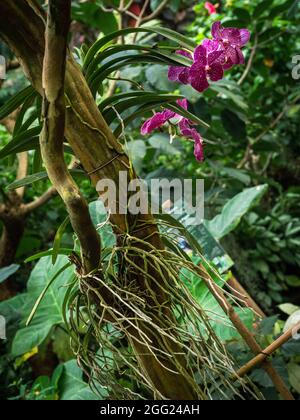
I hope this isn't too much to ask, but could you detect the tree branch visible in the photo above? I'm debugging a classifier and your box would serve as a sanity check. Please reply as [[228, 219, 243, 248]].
[[142, 0, 170, 22], [199, 265, 295, 400], [236, 322, 300, 379], [238, 34, 258, 86], [21, 186, 57, 215], [40, 0, 101, 274]]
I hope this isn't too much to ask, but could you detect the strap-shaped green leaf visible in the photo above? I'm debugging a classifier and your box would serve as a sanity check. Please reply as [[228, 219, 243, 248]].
[[89, 54, 170, 94], [166, 103, 210, 128], [13, 94, 37, 135], [7, 169, 86, 190], [0, 126, 41, 159], [25, 249, 73, 263], [83, 26, 197, 71], [103, 94, 183, 125], [113, 101, 178, 137], [52, 217, 70, 265], [86, 44, 192, 81]]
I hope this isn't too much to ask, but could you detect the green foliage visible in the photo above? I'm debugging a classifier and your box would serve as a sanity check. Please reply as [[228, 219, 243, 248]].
[[205, 185, 268, 239], [11, 256, 74, 357], [239, 190, 300, 305]]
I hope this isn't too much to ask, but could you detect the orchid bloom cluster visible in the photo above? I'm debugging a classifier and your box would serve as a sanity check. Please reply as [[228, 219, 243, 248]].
[[141, 22, 251, 162], [141, 99, 204, 162]]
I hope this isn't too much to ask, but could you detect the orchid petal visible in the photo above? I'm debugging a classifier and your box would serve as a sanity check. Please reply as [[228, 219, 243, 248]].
[[141, 111, 173, 135], [176, 99, 188, 112], [194, 45, 208, 66], [189, 63, 210, 93], [179, 119, 204, 162], [208, 63, 224, 81], [212, 21, 223, 40]]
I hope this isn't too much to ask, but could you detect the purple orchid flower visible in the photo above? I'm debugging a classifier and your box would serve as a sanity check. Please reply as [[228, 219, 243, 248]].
[[211, 21, 251, 69], [141, 99, 204, 162], [168, 22, 250, 92], [189, 41, 225, 93]]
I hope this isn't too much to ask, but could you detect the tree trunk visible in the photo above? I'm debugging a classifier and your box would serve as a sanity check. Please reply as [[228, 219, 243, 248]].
[[0, 207, 25, 300], [0, 218, 25, 267], [0, 0, 198, 399]]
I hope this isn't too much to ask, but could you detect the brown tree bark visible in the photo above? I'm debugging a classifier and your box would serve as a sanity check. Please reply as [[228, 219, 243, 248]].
[[0, 195, 25, 300], [0, 114, 56, 299], [0, 200, 25, 267], [0, 0, 198, 399]]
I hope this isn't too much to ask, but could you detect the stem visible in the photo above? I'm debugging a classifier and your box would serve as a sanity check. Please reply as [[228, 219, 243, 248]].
[[21, 187, 57, 215], [227, 274, 266, 319], [238, 34, 258, 86], [236, 322, 300, 379], [40, 0, 101, 274]]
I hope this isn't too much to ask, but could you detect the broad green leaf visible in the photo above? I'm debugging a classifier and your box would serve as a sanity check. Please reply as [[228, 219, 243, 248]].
[[288, 364, 300, 394], [183, 266, 254, 341], [283, 309, 300, 333], [26, 262, 71, 327], [58, 360, 103, 400], [286, 275, 300, 287], [220, 167, 251, 185], [72, 2, 118, 35], [205, 185, 268, 240], [251, 358, 288, 388], [210, 84, 248, 111], [278, 303, 299, 316], [0, 294, 27, 339], [145, 63, 179, 91], [12, 256, 75, 357], [0, 264, 20, 284]]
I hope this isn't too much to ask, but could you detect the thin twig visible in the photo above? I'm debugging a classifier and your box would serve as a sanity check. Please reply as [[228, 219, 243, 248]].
[[236, 322, 300, 378], [21, 187, 57, 214], [238, 34, 258, 86]]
